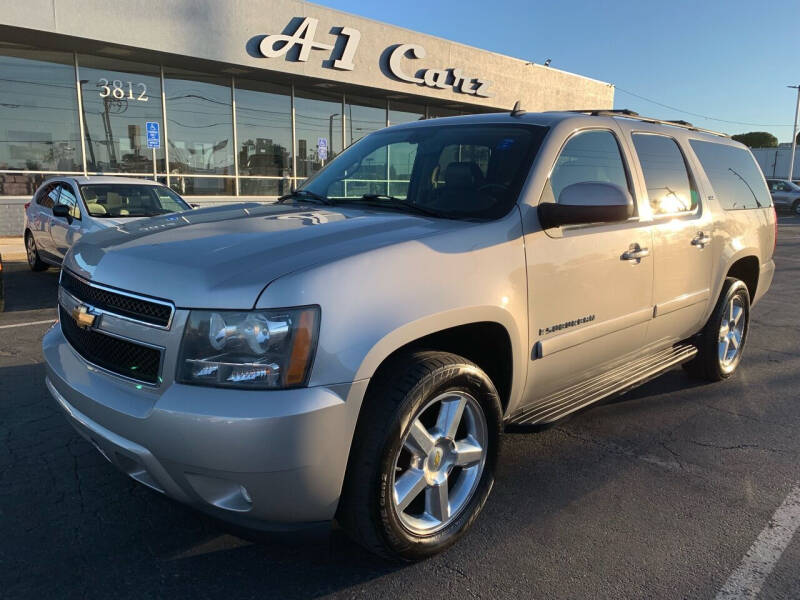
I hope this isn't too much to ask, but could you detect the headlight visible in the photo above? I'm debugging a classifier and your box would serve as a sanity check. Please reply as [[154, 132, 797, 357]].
[[177, 306, 319, 389]]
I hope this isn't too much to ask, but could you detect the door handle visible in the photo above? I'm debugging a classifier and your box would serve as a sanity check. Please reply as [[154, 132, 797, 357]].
[[621, 243, 650, 263], [691, 232, 711, 248]]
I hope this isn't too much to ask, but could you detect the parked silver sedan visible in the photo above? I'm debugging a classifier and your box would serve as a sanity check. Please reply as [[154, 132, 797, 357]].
[[765, 178, 800, 214], [24, 177, 192, 271]]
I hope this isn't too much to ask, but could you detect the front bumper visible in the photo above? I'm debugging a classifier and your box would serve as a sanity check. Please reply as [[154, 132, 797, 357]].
[[43, 322, 368, 528]]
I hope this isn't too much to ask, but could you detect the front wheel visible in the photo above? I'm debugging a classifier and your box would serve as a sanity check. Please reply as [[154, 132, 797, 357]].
[[792, 199, 800, 216], [684, 278, 750, 381], [337, 351, 501, 561]]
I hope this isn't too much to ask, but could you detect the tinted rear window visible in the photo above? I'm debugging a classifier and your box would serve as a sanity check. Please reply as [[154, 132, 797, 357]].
[[689, 140, 771, 210]]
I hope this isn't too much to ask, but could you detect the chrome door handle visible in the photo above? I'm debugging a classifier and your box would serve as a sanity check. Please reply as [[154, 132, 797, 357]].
[[621, 243, 650, 262], [692, 232, 711, 248]]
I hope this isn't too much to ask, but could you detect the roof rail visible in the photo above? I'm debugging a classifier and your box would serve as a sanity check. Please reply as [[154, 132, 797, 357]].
[[559, 109, 729, 138]]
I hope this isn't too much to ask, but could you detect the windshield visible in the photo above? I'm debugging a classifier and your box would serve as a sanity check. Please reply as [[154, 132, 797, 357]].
[[79, 184, 191, 218], [298, 123, 548, 220]]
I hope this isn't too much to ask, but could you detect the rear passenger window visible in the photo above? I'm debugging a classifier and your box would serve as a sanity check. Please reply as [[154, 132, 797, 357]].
[[550, 130, 629, 202], [36, 183, 60, 209], [689, 140, 771, 210], [632, 134, 697, 215]]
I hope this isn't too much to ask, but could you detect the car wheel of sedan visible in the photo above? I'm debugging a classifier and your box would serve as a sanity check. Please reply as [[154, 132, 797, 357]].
[[684, 277, 750, 381], [25, 232, 48, 272], [792, 199, 800, 216], [338, 350, 501, 561]]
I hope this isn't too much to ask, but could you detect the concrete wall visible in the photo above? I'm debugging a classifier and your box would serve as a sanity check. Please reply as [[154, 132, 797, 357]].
[[0, 0, 613, 112], [752, 147, 800, 180]]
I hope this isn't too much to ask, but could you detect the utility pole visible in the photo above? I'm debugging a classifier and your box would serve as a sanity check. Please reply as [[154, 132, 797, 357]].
[[789, 85, 800, 181]]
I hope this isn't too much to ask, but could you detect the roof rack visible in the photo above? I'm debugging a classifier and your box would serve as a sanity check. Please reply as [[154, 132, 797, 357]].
[[560, 109, 729, 138]]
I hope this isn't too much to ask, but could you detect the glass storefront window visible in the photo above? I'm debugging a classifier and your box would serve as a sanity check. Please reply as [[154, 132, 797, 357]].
[[388, 100, 425, 126], [239, 177, 290, 196], [164, 69, 234, 176], [428, 105, 462, 119], [234, 79, 292, 178], [168, 176, 235, 196], [345, 96, 387, 146], [0, 43, 81, 172], [0, 173, 75, 196], [78, 55, 165, 174], [294, 89, 343, 179]]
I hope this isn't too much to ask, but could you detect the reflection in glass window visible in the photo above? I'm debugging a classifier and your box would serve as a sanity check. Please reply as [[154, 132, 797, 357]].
[[78, 55, 164, 174], [294, 89, 343, 179], [240, 177, 289, 197], [168, 176, 235, 196], [689, 140, 771, 210], [428, 106, 461, 119], [345, 96, 386, 146], [36, 182, 61, 208], [550, 130, 629, 202], [388, 100, 425, 126], [0, 43, 81, 172], [235, 79, 292, 178], [0, 173, 69, 197], [632, 134, 696, 215], [164, 69, 234, 175]]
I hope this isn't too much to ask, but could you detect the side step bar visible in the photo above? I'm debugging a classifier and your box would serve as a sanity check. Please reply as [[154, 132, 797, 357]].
[[509, 343, 698, 426]]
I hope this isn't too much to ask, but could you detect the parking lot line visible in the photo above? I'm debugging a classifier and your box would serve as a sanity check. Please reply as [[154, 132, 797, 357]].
[[0, 319, 55, 330], [715, 484, 800, 599]]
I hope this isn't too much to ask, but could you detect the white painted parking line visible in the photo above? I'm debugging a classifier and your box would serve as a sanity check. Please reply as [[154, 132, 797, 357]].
[[0, 319, 55, 330], [715, 484, 800, 600]]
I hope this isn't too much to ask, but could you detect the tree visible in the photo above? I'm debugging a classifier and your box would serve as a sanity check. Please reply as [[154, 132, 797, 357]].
[[731, 131, 778, 148]]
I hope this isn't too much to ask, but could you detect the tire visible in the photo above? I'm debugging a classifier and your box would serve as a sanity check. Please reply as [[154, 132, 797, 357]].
[[792, 199, 800, 216], [337, 350, 502, 561], [25, 231, 48, 272], [684, 278, 750, 381]]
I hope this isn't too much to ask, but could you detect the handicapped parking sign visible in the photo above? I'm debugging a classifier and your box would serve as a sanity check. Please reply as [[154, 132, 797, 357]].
[[146, 122, 160, 149]]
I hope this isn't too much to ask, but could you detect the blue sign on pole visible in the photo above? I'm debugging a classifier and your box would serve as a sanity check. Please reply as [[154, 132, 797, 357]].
[[146, 122, 160, 149]]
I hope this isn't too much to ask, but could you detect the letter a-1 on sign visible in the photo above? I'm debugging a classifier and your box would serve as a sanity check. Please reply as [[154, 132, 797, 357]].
[[258, 17, 361, 71]]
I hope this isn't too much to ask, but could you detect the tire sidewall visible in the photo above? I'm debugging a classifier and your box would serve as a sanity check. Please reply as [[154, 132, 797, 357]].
[[375, 363, 501, 560], [710, 279, 750, 378], [25, 233, 36, 268]]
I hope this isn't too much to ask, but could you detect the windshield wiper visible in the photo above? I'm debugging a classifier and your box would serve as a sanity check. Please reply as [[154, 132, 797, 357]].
[[345, 194, 446, 218], [277, 189, 333, 205]]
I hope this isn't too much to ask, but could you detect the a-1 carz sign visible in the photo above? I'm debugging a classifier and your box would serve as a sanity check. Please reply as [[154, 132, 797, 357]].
[[256, 17, 494, 98]]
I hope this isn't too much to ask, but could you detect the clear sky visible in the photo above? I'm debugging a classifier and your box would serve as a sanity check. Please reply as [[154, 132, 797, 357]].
[[314, 0, 800, 142]]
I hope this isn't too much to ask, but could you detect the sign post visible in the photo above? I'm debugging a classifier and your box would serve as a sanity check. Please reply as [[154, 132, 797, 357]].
[[146, 121, 161, 181]]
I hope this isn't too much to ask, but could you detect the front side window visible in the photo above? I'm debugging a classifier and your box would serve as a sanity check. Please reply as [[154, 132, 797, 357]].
[[301, 124, 547, 220], [80, 184, 190, 218], [689, 140, 771, 210], [632, 134, 697, 215], [550, 130, 630, 203], [56, 184, 81, 219]]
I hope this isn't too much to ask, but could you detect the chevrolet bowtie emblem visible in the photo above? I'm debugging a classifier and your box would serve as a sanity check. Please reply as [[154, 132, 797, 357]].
[[71, 305, 97, 329]]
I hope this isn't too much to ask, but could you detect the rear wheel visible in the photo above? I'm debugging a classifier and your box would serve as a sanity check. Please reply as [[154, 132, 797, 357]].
[[25, 232, 48, 272], [792, 199, 800, 216], [337, 351, 501, 561], [684, 278, 750, 381]]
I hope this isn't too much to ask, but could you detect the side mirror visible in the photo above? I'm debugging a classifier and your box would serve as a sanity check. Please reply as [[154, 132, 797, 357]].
[[52, 204, 72, 223], [538, 182, 634, 229], [190, 203, 200, 209]]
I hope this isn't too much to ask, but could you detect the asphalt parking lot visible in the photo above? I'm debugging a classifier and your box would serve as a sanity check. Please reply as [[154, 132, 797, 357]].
[[1, 217, 799, 599]]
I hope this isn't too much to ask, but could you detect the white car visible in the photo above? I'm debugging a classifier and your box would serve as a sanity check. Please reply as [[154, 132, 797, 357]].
[[765, 178, 800, 214], [24, 176, 192, 271]]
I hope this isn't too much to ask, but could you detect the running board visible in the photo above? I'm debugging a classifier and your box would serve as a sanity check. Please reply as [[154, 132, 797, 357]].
[[509, 343, 698, 426]]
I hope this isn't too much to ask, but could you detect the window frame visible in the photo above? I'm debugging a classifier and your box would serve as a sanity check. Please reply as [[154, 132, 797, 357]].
[[35, 182, 62, 210], [543, 126, 639, 231], [55, 182, 82, 220], [630, 131, 702, 221]]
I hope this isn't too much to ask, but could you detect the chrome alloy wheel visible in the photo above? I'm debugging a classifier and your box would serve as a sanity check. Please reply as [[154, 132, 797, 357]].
[[26, 235, 37, 266], [719, 295, 746, 367], [391, 391, 488, 535]]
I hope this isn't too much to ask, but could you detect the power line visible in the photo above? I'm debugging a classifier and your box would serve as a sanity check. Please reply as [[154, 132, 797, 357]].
[[615, 86, 791, 128]]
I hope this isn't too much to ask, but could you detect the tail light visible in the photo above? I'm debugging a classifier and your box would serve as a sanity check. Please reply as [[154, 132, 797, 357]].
[[772, 206, 778, 255]]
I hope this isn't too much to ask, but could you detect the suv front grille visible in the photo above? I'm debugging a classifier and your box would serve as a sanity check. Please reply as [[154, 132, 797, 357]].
[[60, 270, 173, 328], [59, 306, 161, 384]]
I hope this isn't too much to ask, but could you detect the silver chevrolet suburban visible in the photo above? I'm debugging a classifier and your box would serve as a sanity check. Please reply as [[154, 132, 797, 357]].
[[43, 109, 776, 561]]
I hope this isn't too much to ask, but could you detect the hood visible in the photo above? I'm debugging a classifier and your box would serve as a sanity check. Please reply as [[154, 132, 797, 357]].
[[65, 202, 460, 308]]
